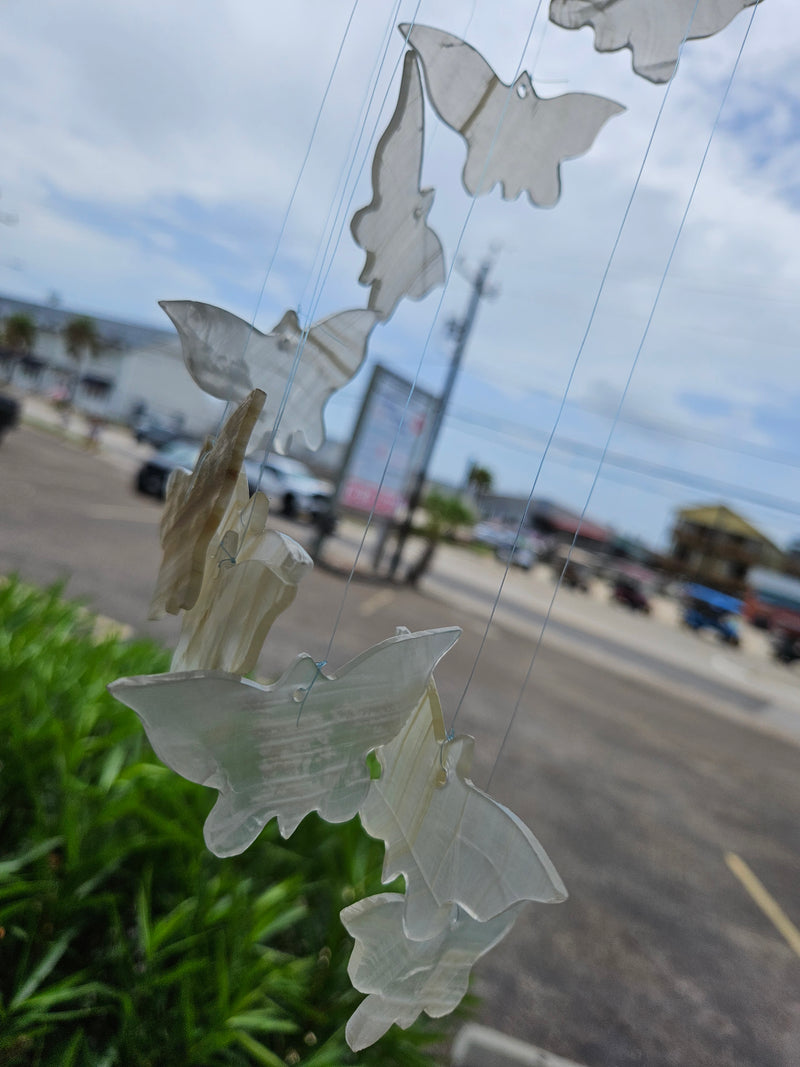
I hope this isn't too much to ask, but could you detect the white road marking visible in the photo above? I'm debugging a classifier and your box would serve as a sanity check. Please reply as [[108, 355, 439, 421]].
[[710, 654, 751, 684], [358, 589, 396, 617]]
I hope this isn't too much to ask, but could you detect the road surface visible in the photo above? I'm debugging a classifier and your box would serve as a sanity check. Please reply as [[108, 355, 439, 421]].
[[1, 423, 799, 1066]]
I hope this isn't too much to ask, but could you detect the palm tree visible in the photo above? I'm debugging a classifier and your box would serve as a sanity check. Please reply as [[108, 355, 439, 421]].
[[63, 316, 100, 405], [467, 462, 493, 502], [405, 489, 475, 586], [2, 312, 37, 383]]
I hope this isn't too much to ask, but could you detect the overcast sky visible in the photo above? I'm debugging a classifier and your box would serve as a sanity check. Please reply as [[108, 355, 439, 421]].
[[2, 0, 798, 549]]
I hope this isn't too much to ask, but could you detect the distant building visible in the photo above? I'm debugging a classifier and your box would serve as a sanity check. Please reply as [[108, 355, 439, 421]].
[[0, 293, 222, 437], [784, 538, 800, 580], [527, 499, 613, 550], [473, 492, 613, 552], [666, 503, 782, 594]]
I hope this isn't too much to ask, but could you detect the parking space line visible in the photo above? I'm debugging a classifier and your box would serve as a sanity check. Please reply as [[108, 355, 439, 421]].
[[358, 589, 396, 618], [725, 851, 800, 957]]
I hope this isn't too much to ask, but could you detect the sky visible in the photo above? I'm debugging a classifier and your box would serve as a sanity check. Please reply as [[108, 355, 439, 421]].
[[2, 0, 799, 551]]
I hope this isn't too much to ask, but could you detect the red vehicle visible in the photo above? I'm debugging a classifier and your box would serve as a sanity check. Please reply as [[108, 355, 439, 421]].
[[612, 577, 651, 613], [610, 564, 654, 613], [743, 568, 800, 630], [769, 609, 800, 664]]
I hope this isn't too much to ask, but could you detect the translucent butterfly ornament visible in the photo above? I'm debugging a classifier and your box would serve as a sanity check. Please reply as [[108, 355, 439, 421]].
[[160, 300, 379, 453], [341, 893, 524, 1051], [401, 23, 624, 206], [109, 626, 461, 857], [358, 676, 567, 941]]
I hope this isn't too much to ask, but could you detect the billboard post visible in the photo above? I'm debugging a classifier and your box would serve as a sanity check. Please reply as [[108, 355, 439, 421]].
[[386, 258, 493, 579]]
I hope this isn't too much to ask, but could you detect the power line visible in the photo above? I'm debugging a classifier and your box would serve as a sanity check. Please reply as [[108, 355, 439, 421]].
[[445, 408, 800, 520], [452, 397, 800, 469]]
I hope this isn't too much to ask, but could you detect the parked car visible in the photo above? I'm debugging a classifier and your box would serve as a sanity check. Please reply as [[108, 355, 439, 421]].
[[0, 392, 20, 443], [473, 521, 514, 548], [551, 547, 594, 592], [768, 609, 800, 665], [611, 577, 651, 613], [610, 564, 655, 613], [681, 584, 741, 646], [254, 455, 335, 525], [135, 442, 335, 529], [135, 440, 203, 498], [132, 412, 187, 449], [495, 537, 538, 571]]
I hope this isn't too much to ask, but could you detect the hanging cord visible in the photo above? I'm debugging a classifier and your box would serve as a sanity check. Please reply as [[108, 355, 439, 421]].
[[228, 1, 403, 556], [284, 3, 420, 378], [449, 0, 707, 735], [251, 4, 425, 505], [299, 0, 407, 318], [319, 4, 548, 670], [210, 0, 361, 443], [485, 1, 761, 790], [245, 2, 415, 516], [304, 0, 482, 320]]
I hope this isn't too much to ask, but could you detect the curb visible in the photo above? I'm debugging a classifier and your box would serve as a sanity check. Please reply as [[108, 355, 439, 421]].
[[452, 1024, 586, 1067]]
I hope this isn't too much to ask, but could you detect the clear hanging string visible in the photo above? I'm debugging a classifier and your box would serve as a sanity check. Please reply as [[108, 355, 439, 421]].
[[485, 0, 762, 791], [449, 0, 707, 736]]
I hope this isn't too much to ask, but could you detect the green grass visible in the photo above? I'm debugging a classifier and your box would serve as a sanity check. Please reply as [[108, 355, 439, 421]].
[[0, 576, 451, 1065]]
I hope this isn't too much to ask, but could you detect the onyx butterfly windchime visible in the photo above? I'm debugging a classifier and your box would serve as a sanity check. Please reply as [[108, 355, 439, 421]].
[[110, 5, 759, 1049]]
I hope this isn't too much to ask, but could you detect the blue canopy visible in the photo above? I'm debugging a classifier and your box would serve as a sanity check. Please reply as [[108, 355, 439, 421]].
[[684, 584, 742, 615]]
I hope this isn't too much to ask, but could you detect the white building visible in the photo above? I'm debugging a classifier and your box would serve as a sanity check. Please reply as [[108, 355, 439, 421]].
[[0, 294, 223, 437]]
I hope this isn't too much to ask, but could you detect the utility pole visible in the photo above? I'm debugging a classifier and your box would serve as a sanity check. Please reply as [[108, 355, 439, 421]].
[[387, 256, 495, 580]]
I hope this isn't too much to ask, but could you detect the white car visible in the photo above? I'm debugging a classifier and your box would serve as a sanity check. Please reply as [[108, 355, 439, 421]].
[[136, 444, 335, 528], [248, 454, 334, 524]]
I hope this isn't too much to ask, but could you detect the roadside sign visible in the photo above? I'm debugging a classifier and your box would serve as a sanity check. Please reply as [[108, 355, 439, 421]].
[[337, 364, 439, 519]]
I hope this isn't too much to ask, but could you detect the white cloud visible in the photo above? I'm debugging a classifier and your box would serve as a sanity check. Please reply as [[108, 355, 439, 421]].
[[2, 0, 798, 545]]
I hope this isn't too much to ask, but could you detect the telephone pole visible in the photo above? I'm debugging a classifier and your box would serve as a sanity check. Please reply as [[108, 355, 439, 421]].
[[387, 256, 495, 579]]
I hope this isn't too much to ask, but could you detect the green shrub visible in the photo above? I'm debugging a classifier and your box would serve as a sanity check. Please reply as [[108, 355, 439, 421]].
[[0, 577, 448, 1065]]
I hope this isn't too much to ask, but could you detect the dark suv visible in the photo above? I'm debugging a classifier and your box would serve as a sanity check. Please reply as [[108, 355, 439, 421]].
[[0, 392, 20, 443]]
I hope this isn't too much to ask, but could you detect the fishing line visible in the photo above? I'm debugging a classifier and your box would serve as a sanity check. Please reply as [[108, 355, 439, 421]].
[[299, 0, 407, 317], [449, 0, 706, 735], [246, 3, 417, 516], [210, 0, 362, 442], [289, 5, 420, 361], [319, 2, 549, 669], [232, 1, 405, 546], [279, 0, 542, 517], [485, 0, 762, 790]]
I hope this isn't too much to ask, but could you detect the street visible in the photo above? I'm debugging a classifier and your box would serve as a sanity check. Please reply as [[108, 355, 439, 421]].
[[2, 423, 799, 1067]]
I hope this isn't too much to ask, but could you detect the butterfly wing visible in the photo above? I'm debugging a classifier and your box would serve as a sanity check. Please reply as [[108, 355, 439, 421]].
[[109, 626, 461, 856], [502, 87, 625, 205], [360, 684, 567, 940], [266, 308, 379, 452], [400, 24, 501, 136], [160, 300, 256, 399], [404, 23, 622, 205]]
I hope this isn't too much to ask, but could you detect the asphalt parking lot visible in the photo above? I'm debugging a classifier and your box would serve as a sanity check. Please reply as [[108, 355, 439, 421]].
[[2, 415, 799, 1066]]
